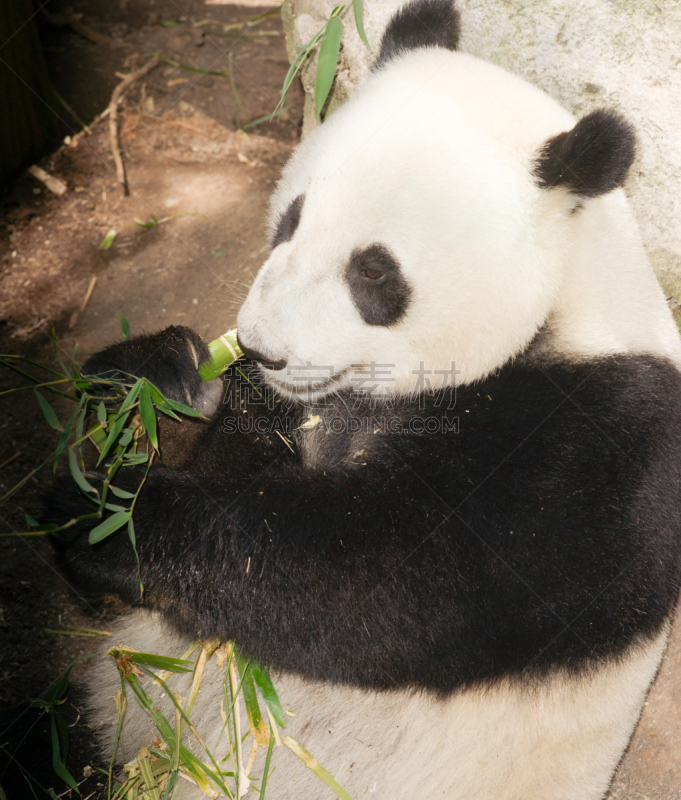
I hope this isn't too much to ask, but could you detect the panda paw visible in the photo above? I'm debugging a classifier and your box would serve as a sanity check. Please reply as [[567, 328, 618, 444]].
[[83, 325, 222, 416], [43, 473, 141, 600]]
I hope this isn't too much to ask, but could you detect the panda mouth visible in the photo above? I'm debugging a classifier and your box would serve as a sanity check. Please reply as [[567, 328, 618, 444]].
[[262, 366, 351, 398]]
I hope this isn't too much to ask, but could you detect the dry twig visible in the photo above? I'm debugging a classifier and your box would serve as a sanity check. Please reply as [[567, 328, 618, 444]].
[[27, 165, 67, 196], [81, 275, 98, 311], [43, 6, 109, 44], [0, 452, 21, 471], [109, 57, 160, 195], [70, 275, 98, 328]]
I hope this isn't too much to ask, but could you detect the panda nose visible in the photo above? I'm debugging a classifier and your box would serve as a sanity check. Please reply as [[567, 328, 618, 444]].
[[237, 333, 287, 371]]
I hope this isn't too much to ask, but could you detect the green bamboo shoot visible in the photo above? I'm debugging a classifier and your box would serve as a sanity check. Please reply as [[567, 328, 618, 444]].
[[199, 329, 243, 382]]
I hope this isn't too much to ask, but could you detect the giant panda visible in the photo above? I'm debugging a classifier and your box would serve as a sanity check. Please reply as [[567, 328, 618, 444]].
[[47, 1, 681, 798]]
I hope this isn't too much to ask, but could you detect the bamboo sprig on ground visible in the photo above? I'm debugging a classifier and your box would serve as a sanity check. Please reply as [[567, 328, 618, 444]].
[[106, 640, 352, 800]]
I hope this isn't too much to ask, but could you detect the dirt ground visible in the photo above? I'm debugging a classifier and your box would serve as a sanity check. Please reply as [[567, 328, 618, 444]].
[[0, 1, 302, 796], [0, 1, 680, 798]]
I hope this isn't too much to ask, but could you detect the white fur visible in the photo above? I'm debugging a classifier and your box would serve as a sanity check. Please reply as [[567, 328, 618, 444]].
[[537, 189, 681, 365], [237, 49, 681, 400], [88, 611, 669, 800]]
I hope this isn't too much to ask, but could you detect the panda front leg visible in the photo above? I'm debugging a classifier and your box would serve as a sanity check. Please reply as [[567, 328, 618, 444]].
[[82, 324, 223, 418], [47, 471, 666, 800]]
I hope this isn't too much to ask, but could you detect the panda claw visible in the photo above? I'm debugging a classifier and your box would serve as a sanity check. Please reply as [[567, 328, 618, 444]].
[[186, 338, 200, 370]]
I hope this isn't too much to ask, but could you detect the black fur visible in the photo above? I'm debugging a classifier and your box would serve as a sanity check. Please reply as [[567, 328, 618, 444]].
[[82, 325, 210, 406], [271, 194, 305, 249], [345, 244, 412, 326], [534, 110, 636, 197], [46, 330, 681, 694], [374, 0, 460, 71]]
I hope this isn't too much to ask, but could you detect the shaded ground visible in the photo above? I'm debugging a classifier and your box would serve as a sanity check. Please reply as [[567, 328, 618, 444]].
[[0, 1, 301, 796], [0, 1, 680, 798]]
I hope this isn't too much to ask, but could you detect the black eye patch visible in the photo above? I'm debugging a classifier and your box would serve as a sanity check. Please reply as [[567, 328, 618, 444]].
[[272, 194, 305, 249], [345, 244, 412, 327]]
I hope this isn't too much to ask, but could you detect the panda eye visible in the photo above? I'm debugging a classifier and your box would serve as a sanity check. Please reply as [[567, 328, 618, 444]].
[[346, 243, 412, 327]]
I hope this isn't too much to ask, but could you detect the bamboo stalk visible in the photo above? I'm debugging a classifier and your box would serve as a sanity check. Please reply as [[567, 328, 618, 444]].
[[200, 329, 243, 382], [229, 656, 248, 799]]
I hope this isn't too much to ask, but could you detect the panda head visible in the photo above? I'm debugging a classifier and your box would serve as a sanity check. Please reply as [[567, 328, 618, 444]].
[[237, 0, 636, 402]]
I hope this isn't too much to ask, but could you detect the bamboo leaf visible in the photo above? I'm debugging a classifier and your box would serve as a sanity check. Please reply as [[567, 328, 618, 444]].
[[139, 383, 158, 450], [123, 673, 229, 794], [35, 390, 61, 430], [104, 503, 128, 512], [88, 510, 131, 544], [120, 378, 143, 412], [107, 647, 194, 675], [38, 654, 97, 708], [250, 660, 285, 729], [155, 403, 182, 421], [99, 228, 118, 250], [96, 382, 140, 463], [55, 711, 70, 762], [130, 652, 194, 673], [74, 405, 84, 456], [123, 453, 149, 465], [148, 382, 166, 405], [128, 517, 144, 596], [97, 401, 107, 425], [235, 651, 268, 745], [278, 50, 307, 110], [67, 448, 98, 496], [275, 27, 324, 115], [353, 0, 370, 48], [109, 484, 136, 499], [315, 16, 342, 118], [283, 736, 353, 800], [50, 713, 79, 793], [55, 403, 81, 461], [120, 313, 130, 340], [161, 397, 207, 419], [259, 728, 276, 800], [97, 409, 130, 464], [162, 770, 179, 800], [156, 56, 229, 79]]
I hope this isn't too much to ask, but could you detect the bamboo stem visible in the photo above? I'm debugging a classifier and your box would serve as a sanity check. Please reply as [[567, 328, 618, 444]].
[[229, 656, 248, 798], [200, 329, 243, 382]]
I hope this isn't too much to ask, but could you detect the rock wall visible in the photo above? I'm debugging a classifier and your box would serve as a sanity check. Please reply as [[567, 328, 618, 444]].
[[281, 0, 681, 300]]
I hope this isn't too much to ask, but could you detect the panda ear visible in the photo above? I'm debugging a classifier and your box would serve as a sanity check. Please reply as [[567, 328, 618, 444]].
[[374, 0, 460, 71], [534, 110, 636, 198]]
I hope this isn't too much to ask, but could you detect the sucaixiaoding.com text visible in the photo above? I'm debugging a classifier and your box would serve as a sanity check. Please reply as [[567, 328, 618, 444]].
[[221, 361, 460, 435], [221, 415, 460, 436], [222, 361, 460, 410]]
